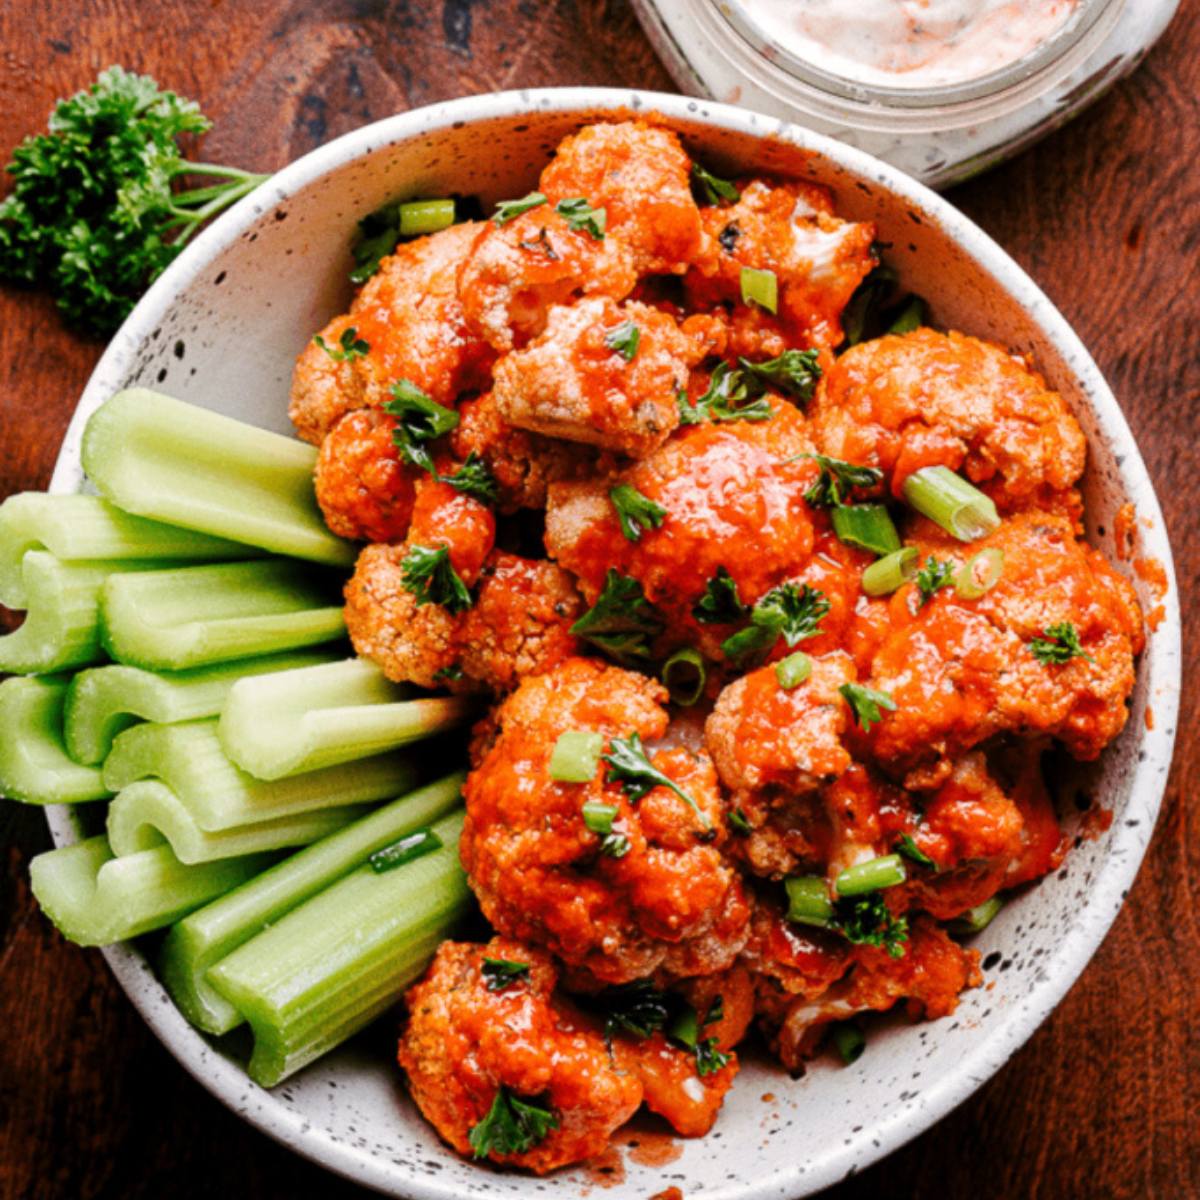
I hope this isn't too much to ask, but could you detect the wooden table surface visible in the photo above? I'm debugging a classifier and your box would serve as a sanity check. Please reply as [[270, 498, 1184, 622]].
[[1, 3, 1196, 1198]]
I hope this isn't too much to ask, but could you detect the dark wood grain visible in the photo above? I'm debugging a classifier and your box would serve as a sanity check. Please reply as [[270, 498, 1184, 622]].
[[1, 3, 1196, 1198]]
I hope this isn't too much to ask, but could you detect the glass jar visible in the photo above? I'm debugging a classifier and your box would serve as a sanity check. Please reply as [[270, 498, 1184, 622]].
[[631, 0, 1179, 187]]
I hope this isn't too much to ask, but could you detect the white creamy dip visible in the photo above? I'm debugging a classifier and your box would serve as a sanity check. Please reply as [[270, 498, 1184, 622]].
[[734, 0, 1080, 87]]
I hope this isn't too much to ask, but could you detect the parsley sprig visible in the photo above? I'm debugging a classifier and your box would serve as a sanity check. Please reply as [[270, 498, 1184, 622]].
[[678, 352, 820, 425], [799, 454, 884, 508], [443, 453, 498, 505], [400, 544, 472, 613], [492, 191, 547, 225], [468, 1087, 559, 1159], [602, 732, 711, 832], [609, 483, 666, 543], [604, 319, 641, 361], [721, 582, 830, 663], [554, 197, 606, 239], [383, 379, 459, 479], [691, 162, 740, 206], [596, 980, 671, 1041], [313, 327, 369, 362], [1029, 622, 1095, 665], [836, 893, 909, 958], [693, 566, 748, 625], [915, 556, 955, 606], [570, 569, 664, 665], [839, 682, 897, 731], [481, 957, 531, 992]]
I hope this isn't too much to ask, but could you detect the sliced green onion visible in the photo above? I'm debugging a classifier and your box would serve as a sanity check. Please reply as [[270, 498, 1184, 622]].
[[661, 647, 706, 706], [82, 388, 354, 567], [581, 800, 619, 834], [901, 466, 1000, 542], [774, 651, 812, 690], [667, 1003, 700, 1048], [950, 896, 1004, 935], [369, 826, 443, 873], [832, 1022, 866, 1065], [954, 547, 1005, 599], [397, 198, 455, 236], [740, 266, 778, 314], [831, 504, 901, 556], [834, 853, 907, 897], [861, 547, 920, 596], [886, 295, 926, 335], [160, 773, 464, 1035], [549, 730, 604, 782], [784, 875, 834, 927]]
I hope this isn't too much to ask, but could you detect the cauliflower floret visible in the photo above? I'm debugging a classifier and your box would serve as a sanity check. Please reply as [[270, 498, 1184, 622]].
[[457, 206, 636, 352], [810, 328, 1087, 511], [539, 120, 703, 275], [290, 222, 491, 443], [398, 937, 642, 1174], [461, 659, 750, 984], [450, 392, 598, 513], [493, 297, 702, 458], [314, 408, 417, 543], [684, 178, 876, 351]]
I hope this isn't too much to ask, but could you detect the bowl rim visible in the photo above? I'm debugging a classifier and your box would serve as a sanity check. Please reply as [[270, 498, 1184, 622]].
[[43, 85, 1181, 1199]]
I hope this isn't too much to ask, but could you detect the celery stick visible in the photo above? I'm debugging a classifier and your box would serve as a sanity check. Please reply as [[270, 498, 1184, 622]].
[[160, 772, 465, 1034], [218, 657, 472, 780], [0, 551, 170, 675], [81, 388, 355, 567], [208, 811, 468, 1086], [64, 650, 338, 765], [0, 492, 255, 609], [102, 718, 417, 830], [0, 676, 110, 804], [100, 559, 345, 670], [29, 835, 274, 947], [106, 780, 373, 863]]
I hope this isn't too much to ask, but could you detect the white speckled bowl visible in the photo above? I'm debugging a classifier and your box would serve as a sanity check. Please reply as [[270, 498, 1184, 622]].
[[45, 89, 1180, 1198]]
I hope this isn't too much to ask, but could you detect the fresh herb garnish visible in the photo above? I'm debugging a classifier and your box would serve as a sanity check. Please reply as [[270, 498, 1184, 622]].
[[468, 1087, 559, 1159], [728, 807, 752, 836], [799, 454, 884, 508], [668, 1000, 731, 1076], [690, 361, 773, 423], [602, 731, 710, 831], [492, 191, 547, 225], [739, 349, 822, 404], [604, 319, 641, 361], [836, 892, 908, 958], [432, 664, 464, 684], [0, 66, 268, 335], [313, 326, 369, 362], [368, 827, 443, 873], [1029, 621, 1095, 665], [693, 567, 748, 625], [609, 483, 666, 543], [400, 544, 472, 613], [481, 957, 531, 992], [570, 569, 664, 665], [554, 196, 606, 239], [444, 453, 498, 505], [915, 555, 956, 606], [841, 254, 929, 349], [596, 979, 671, 1041], [839, 682, 897, 731], [691, 162, 740, 206], [721, 583, 830, 663], [383, 379, 460, 478], [582, 799, 630, 859], [895, 834, 935, 869]]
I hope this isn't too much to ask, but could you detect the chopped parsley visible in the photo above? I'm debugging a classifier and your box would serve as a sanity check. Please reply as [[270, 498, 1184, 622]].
[[570, 569, 664, 665], [739, 349, 822, 404], [915, 556, 956, 607], [839, 682, 897, 732], [313, 326, 369, 362], [721, 582, 830, 663], [596, 979, 671, 1041], [443, 453, 498, 505], [895, 834, 935, 869], [468, 1087, 558, 1159], [602, 731, 711, 832], [799, 454, 884, 508], [836, 893, 908, 958], [492, 191, 547, 225], [693, 567, 748, 625], [668, 1000, 731, 1076], [1029, 621, 1095, 665], [684, 360, 773, 423], [400, 544, 472, 613], [481, 957, 531, 992], [383, 379, 460, 478], [604, 319, 641, 361], [609, 483, 666, 543], [691, 162, 740, 206], [554, 196, 606, 239], [582, 799, 630, 859]]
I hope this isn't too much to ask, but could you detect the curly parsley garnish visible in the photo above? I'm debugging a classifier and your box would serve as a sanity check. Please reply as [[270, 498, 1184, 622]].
[[383, 379, 459, 478], [444, 453, 498, 505], [492, 191, 547, 225], [570, 569, 664, 665], [836, 893, 909, 959], [313, 326, 369, 362], [691, 162, 740, 206], [839, 682, 897, 731], [481, 957, 531, 992], [915, 555, 956, 606], [604, 319, 641, 362], [602, 731, 711, 832], [609, 484, 666, 543], [400, 544, 472, 613], [1029, 621, 1095, 665], [799, 454, 884, 508], [721, 582, 830, 663], [693, 566, 749, 625], [554, 196, 606, 239], [468, 1087, 559, 1159]]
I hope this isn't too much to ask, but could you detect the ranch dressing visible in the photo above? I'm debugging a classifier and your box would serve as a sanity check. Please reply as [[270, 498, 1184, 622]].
[[736, 0, 1080, 88]]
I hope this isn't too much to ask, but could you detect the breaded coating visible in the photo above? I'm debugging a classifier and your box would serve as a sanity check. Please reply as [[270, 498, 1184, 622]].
[[617, 1030, 737, 1138], [493, 297, 700, 457], [314, 408, 417, 543], [740, 898, 853, 1006], [544, 397, 818, 656], [811, 328, 1087, 509], [290, 222, 491, 443], [756, 917, 981, 1071], [398, 937, 642, 1174], [457, 206, 636, 352], [408, 476, 496, 588], [539, 120, 703, 275], [858, 510, 1144, 775], [685, 178, 876, 350], [451, 392, 597, 512], [461, 659, 751, 984]]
